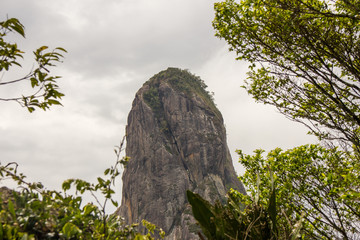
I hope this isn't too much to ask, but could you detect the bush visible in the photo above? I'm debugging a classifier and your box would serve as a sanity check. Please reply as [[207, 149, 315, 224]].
[[0, 138, 165, 240]]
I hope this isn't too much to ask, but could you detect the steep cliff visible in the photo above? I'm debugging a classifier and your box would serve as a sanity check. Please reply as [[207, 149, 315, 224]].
[[118, 68, 246, 239]]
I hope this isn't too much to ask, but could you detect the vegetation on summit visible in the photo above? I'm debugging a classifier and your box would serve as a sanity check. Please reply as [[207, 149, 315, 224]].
[[143, 67, 220, 121], [143, 68, 223, 139]]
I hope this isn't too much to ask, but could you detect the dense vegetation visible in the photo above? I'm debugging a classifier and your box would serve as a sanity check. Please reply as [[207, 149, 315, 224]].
[[0, 140, 165, 239], [188, 0, 360, 239]]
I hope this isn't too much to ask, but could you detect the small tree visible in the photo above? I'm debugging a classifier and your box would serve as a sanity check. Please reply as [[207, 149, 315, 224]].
[[0, 17, 66, 112]]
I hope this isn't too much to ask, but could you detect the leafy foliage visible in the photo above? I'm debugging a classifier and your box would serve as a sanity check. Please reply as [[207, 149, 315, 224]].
[[238, 145, 360, 239], [0, 17, 66, 112], [211, 0, 360, 238], [0, 138, 165, 239], [213, 0, 360, 150], [143, 85, 162, 117], [143, 82, 172, 138], [187, 173, 303, 240]]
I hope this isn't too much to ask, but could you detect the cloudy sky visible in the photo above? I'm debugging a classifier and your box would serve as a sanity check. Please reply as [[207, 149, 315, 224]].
[[1, 0, 316, 208]]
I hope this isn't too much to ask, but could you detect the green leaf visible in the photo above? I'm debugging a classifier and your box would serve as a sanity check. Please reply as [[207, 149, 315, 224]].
[[0, 223, 3, 240], [8, 18, 25, 37], [134, 235, 148, 240], [30, 78, 38, 88], [55, 47, 68, 53], [62, 179, 74, 191], [267, 185, 277, 235], [83, 204, 95, 216], [8, 199, 16, 219], [20, 233, 29, 240], [97, 177, 105, 186], [111, 199, 118, 207], [186, 190, 215, 237], [47, 99, 62, 106], [37, 46, 49, 52], [62, 222, 81, 238]]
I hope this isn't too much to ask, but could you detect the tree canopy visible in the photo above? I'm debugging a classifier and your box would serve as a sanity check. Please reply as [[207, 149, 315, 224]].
[[238, 145, 360, 239], [185, 0, 360, 239], [213, 0, 360, 151]]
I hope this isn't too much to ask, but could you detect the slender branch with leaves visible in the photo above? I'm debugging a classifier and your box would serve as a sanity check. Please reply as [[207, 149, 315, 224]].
[[0, 17, 66, 112]]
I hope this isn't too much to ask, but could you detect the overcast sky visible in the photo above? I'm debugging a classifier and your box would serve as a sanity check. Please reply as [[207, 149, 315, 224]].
[[1, 0, 316, 208]]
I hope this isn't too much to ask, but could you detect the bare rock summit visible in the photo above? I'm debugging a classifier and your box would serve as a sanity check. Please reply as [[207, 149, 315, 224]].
[[118, 68, 246, 239]]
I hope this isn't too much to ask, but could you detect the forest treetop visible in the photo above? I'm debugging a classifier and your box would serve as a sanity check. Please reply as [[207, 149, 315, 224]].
[[214, 0, 360, 152]]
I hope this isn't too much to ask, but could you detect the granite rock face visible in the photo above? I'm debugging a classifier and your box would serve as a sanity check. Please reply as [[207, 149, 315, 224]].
[[118, 68, 246, 239]]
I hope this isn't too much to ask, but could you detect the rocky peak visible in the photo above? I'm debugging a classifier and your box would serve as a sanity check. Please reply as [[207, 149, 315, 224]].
[[118, 68, 246, 239]]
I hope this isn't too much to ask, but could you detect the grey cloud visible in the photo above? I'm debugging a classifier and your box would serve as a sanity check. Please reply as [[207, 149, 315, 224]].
[[0, 0, 317, 199]]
